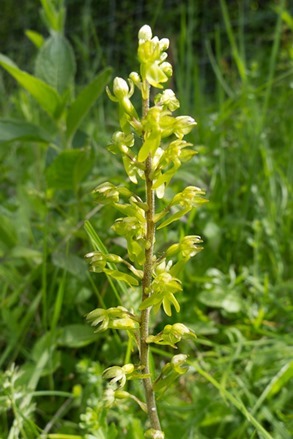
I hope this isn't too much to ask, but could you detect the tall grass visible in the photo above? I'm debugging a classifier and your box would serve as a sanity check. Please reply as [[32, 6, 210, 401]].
[[0, 1, 292, 438]]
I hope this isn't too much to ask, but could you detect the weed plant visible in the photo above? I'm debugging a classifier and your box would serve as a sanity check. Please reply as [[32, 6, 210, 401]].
[[0, 0, 292, 438]]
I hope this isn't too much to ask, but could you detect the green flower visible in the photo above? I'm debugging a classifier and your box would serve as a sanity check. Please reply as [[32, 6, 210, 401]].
[[138, 107, 175, 162], [86, 306, 139, 332], [103, 363, 150, 389], [108, 131, 134, 155], [151, 140, 196, 196], [137, 25, 172, 96], [146, 323, 196, 348], [92, 181, 134, 205], [173, 115, 197, 139], [154, 89, 180, 112], [106, 77, 137, 116], [106, 76, 141, 132], [140, 261, 182, 316], [170, 186, 206, 209], [92, 181, 120, 204], [153, 354, 189, 395], [166, 235, 203, 260], [85, 251, 123, 272], [103, 363, 135, 388]]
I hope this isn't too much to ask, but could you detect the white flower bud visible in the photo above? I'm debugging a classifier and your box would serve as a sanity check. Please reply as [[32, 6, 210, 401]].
[[138, 24, 152, 41], [129, 71, 141, 87], [159, 38, 169, 51], [171, 354, 187, 365], [113, 77, 129, 98]]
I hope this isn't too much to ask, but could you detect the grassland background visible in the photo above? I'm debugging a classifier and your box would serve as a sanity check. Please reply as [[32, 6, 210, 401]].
[[0, 0, 292, 438]]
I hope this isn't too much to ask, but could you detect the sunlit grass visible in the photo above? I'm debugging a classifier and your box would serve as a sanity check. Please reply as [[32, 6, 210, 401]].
[[0, 0, 292, 437]]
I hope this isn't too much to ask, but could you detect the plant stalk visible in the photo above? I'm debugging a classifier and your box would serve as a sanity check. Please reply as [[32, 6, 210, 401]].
[[140, 82, 162, 432]]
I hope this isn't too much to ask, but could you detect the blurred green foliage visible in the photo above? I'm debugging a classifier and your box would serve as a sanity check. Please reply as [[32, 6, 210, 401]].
[[0, 0, 292, 438]]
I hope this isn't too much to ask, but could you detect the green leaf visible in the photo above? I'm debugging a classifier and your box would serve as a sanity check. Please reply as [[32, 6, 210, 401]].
[[25, 30, 44, 48], [45, 147, 94, 190], [47, 435, 82, 439], [0, 53, 61, 118], [198, 289, 242, 313], [138, 131, 161, 162], [40, 0, 65, 32], [0, 213, 17, 247], [267, 361, 293, 398], [103, 269, 139, 286], [152, 168, 176, 191], [57, 325, 98, 348], [0, 119, 51, 144], [52, 252, 87, 280], [35, 33, 76, 95], [157, 207, 190, 230], [84, 220, 126, 304], [66, 67, 112, 142], [193, 362, 274, 439], [10, 246, 42, 265], [31, 332, 60, 376]]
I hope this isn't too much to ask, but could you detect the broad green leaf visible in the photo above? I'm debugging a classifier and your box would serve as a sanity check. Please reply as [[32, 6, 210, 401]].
[[45, 147, 94, 190], [52, 252, 87, 280], [35, 33, 76, 95], [66, 67, 112, 141], [31, 332, 60, 376], [57, 325, 98, 348], [25, 30, 44, 48], [0, 54, 61, 118], [198, 289, 242, 313], [0, 119, 51, 143]]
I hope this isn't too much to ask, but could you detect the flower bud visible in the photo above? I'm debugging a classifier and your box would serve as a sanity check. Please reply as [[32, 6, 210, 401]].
[[159, 38, 169, 51], [138, 24, 152, 41], [113, 77, 130, 99], [159, 52, 168, 62], [122, 363, 135, 374], [171, 354, 188, 374], [129, 71, 141, 88], [115, 389, 130, 399], [106, 254, 123, 263], [160, 62, 172, 77]]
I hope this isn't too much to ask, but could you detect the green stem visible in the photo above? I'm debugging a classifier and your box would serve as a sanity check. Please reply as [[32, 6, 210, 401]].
[[140, 82, 162, 432]]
